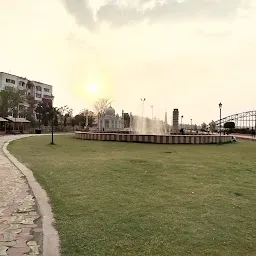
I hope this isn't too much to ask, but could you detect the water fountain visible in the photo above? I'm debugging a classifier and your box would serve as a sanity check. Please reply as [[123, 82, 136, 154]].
[[74, 108, 233, 144]]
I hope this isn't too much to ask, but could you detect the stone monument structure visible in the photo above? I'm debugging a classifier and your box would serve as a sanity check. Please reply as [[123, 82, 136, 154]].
[[98, 106, 124, 131], [172, 109, 179, 133]]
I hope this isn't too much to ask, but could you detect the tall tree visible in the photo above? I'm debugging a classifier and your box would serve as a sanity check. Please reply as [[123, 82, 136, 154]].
[[224, 122, 235, 129], [93, 98, 112, 116], [201, 122, 207, 131], [34, 102, 52, 126], [123, 113, 130, 128], [58, 105, 73, 129], [77, 109, 95, 127], [0, 86, 26, 118], [209, 120, 217, 133]]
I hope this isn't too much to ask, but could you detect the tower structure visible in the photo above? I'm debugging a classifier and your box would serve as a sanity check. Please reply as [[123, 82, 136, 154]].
[[172, 109, 179, 133]]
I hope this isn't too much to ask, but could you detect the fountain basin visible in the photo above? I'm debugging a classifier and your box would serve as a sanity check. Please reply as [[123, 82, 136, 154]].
[[74, 132, 233, 144]]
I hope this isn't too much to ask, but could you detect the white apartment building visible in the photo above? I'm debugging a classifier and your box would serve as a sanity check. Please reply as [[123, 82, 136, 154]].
[[0, 71, 53, 103], [0, 72, 54, 117]]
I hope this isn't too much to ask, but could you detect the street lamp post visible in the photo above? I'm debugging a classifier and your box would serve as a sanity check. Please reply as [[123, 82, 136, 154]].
[[141, 98, 146, 133], [181, 115, 183, 129], [150, 105, 154, 119], [141, 98, 146, 118], [219, 102, 222, 142]]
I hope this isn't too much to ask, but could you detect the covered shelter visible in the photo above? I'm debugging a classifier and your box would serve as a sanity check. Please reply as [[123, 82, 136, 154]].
[[5, 116, 31, 133], [0, 117, 8, 134]]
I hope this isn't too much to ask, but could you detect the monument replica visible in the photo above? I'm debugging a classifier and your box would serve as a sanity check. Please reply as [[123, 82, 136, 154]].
[[98, 105, 124, 131]]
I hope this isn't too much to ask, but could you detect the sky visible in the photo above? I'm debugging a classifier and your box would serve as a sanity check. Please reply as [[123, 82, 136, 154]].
[[0, 0, 256, 124]]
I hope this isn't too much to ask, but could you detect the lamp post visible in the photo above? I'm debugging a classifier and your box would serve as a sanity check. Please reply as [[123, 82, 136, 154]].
[[50, 104, 55, 145], [141, 98, 146, 118], [181, 115, 183, 129], [141, 98, 146, 133], [150, 105, 154, 119], [190, 118, 192, 133], [219, 102, 222, 142]]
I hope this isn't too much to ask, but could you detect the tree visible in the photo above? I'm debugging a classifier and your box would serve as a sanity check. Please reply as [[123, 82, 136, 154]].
[[224, 122, 235, 129], [123, 113, 130, 128], [77, 109, 95, 127], [93, 98, 112, 116], [35, 103, 43, 129], [0, 86, 26, 130], [194, 124, 198, 131], [71, 118, 75, 130], [58, 105, 73, 130], [35, 102, 52, 127], [209, 120, 217, 133], [0, 86, 26, 117], [201, 122, 207, 131], [25, 81, 36, 120]]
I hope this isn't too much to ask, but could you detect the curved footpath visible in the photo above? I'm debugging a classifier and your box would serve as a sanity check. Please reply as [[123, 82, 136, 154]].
[[0, 135, 60, 256]]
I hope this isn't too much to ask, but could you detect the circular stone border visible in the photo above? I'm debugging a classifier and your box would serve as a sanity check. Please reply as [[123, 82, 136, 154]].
[[2, 135, 60, 256], [74, 131, 233, 144]]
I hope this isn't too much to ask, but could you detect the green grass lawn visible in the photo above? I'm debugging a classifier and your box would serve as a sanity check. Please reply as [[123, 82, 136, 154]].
[[8, 135, 256, 256]]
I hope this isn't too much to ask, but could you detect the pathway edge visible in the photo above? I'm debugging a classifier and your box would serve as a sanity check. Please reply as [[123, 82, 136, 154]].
[[2, 135, 61, 256]]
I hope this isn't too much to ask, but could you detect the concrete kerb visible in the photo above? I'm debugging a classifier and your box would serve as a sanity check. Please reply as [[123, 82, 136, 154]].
[[2, 135, 61, 256]]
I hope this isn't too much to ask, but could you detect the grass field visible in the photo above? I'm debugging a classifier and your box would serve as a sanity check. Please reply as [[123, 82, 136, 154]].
[[8, 135, 256, 256]]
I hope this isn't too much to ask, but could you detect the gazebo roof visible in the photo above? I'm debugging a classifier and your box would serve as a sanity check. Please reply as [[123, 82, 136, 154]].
[[5, 116, 31, 123], [0, 117, 7, 122]]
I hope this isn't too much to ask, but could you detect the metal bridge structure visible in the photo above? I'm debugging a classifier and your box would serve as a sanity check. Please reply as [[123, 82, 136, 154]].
[[215, 110, 256, 129]]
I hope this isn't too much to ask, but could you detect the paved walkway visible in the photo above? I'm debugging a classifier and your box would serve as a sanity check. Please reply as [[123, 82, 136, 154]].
[[0, 135, 42, 256], [232, 134, 256, 141]]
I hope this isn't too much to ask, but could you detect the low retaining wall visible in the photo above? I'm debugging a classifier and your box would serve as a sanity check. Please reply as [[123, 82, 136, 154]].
[[74, 132, 233, 144]]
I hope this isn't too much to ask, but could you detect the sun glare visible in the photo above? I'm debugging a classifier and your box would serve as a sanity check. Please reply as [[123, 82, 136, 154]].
[[88, 83, 97, 93]]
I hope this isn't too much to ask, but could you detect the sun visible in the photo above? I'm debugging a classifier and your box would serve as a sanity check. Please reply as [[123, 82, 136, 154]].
[[88, 83, 98, 93]]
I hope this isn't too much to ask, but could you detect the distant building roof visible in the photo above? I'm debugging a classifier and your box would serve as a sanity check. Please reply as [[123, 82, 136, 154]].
[[0, 117, 7, 122], [5, 116, 30, 123], [0, 72, 52, 87]]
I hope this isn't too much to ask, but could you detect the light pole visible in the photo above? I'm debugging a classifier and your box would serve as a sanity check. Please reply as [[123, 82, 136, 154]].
[[150, 105, 154, 119], [181, 115, 183, 129], [219, 102, 222, 142], [141, 98, 146, 133], [190, 119, 192, 133], [141, 98, 146, 118]]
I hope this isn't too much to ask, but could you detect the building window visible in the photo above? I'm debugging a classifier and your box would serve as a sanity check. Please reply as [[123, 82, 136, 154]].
[[36, 86, 42, 91], [6, 78, 15, 84], [19, 81, 25, 87], [44, 88, 50, 92], [36, 93, 42, 98], [43, 94, 52, 99]]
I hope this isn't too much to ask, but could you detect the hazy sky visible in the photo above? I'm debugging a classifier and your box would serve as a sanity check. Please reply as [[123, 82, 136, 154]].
[[0, 0, 256, 124]]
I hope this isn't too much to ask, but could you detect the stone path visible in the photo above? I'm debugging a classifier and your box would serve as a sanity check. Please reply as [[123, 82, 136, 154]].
[[0, 135, 42, 256]]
